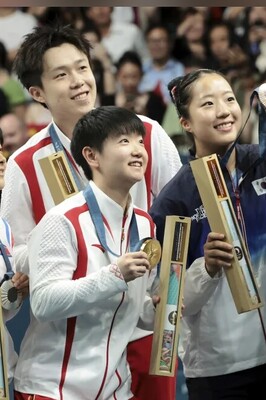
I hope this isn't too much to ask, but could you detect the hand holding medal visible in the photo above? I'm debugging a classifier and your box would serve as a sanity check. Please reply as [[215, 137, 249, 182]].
[[116, 238, 161, 283]]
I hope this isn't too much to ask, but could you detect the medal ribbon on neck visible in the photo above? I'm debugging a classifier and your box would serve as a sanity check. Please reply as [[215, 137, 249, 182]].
[[83, 183, 143, 257], [49, 124, 84, 191]]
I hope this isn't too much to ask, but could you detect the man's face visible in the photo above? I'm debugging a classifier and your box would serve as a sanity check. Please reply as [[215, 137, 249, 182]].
[[146, 28, 170, 63], [0, 114, 27, 155], [29, 43, 97, 133]]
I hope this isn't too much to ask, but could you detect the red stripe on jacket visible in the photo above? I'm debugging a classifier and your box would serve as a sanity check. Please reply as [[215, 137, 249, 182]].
[[14, 137, 52, 224], [58, 203, 88, 399], [134, 208, 155, 237]]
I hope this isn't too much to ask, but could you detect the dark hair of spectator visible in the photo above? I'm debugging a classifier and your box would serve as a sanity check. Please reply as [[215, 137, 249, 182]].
[[0, 41, 8, 70], [206, 21, 237, 55], [80, 19, 102, 42], [0, 89, 10, 118], [116, 51, 142, 72]]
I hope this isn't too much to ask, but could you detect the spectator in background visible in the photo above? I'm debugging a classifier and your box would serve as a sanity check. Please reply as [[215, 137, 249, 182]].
[[139, 23, 185, 104], [206, 21, 250, 80], [83, 7, 148, 64], [0, 41, 28, 122], [81, 20, 116, 107], [115, 51, 166, 124], [0, 113, 29, 159], [242, 7, 266, 74], [24, 7, 57, 26], [172, 7, 209, 64], [111, 7, 161, 32], [0, 88, 10, 118], [0, 8, 37, 66], [26, 7, 85, 31], [24, 100, 52, 138]]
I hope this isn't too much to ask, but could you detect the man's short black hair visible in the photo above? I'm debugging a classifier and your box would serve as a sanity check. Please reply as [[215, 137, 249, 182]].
[[13, 24, 92, 91]]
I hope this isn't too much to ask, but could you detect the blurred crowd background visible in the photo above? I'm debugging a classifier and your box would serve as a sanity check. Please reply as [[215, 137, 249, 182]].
[[0, 6, 265, 164]]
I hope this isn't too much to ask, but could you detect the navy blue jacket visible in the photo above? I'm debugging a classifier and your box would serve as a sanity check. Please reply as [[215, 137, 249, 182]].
[[150, 143, 266, 278]]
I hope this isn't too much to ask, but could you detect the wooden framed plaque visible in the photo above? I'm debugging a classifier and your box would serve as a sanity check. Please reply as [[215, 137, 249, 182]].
[[0, 290, 9, 400], [39, 151, 79, 205], [190, 154, 262, 314], [149, 216, 191, 376]]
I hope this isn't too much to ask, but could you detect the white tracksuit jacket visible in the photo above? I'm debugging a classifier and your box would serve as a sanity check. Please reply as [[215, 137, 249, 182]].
[[14, 183, 156, 399]]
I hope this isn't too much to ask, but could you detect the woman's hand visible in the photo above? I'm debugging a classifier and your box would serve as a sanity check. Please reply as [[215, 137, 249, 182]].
[[204, 232, 234, 277]]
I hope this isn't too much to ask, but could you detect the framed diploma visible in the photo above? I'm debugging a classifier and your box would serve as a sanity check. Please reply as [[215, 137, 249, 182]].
[[190, 154, 262, 313], [39, 151, 79, 205], [149, 216, 191, 376], [0, 291, 9, 400]]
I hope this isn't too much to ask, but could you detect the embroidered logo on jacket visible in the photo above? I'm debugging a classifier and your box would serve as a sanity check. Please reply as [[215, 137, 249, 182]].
[[191, 205, 207, 222], [252, 177, 266, 196]]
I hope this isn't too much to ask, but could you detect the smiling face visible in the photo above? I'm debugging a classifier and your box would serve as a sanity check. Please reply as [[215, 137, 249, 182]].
[[84, 132, 148, 197], [29, 43, 97, 137], [180, 73, 242, 157]]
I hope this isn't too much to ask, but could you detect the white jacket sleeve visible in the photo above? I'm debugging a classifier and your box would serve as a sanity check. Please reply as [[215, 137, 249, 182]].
[[150, 119, 182, 198], [1, 157, 35, 274], [183, 257, 223, 316], [29, 213, 128, 322]]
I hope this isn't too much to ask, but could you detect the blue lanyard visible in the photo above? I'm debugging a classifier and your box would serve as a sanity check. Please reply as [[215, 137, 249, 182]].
[[0, 240, 14, 284], [253, 88, 266, 159], [83, 184, 142, 257], [48, 124, 84, 191]]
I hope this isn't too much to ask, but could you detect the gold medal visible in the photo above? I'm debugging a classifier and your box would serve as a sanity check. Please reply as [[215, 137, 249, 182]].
[[140, 239, 162, 270]]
